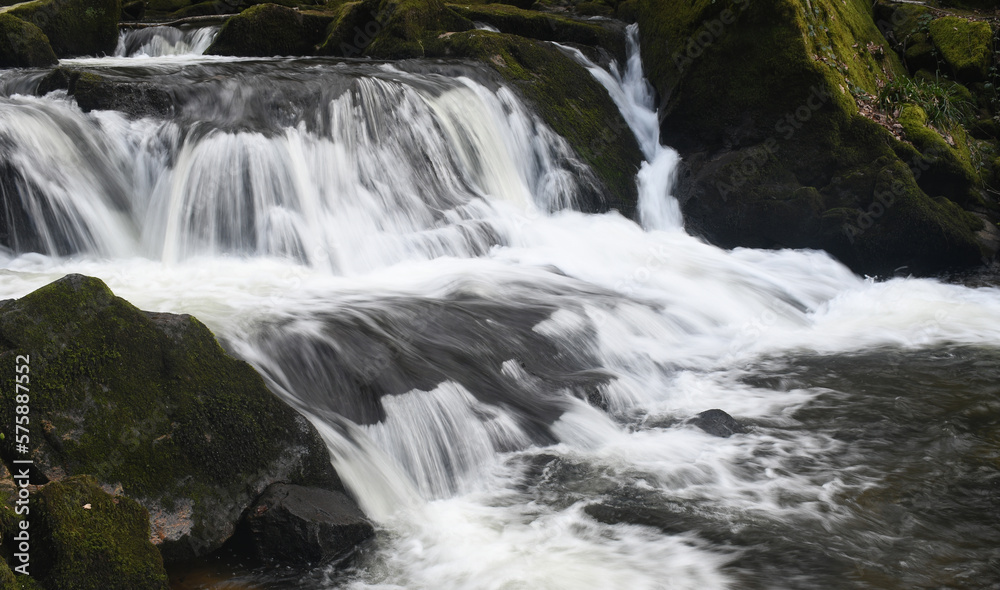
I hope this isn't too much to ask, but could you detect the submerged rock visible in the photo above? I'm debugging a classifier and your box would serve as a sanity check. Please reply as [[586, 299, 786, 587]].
[[9, 0, 121, 58], [237, 483, 374, 565], [688, 409, 746, 438], [0, 14, 57, 68], [0, 275, 344, 562], [634, 0, 994, 276]]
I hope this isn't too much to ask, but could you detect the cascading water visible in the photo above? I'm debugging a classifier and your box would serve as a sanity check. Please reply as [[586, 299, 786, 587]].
[[2, 24, 1000, 590], [114, 26, 219, 57]]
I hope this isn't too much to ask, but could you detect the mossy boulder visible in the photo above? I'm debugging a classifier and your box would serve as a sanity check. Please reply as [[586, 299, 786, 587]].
[[31, 476, 168, 590], [897, 103, 982, 207], [0, 275, 344, 561], [446, 2, 625, 59], [429, 29, 643, 215], [927, 16, 992, 82], [206, 3, 336, 56], [10, 0, 121, 58], [319, 0, 473, 58], [0, 14, 57, 68], [634, 0, 990, 275]]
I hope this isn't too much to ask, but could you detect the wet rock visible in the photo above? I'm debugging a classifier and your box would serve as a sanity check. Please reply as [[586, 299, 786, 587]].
[[238, 483, 374, 565], [633, 0, 992, 276], [688, 409, 746, 438], [0, 275, 344, 562]]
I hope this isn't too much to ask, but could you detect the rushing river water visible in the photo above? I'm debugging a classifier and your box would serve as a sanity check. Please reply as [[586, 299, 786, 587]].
[[1, 25, 999, 590]]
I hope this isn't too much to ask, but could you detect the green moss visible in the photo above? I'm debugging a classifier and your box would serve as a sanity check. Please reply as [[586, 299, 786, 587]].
[[0, 14, 56, 67], [633, 0, 988, 275], [206, 3, 335, 56], [10, 0, 121, 58], [447, 2, 624, 57], [431, 30, 643, 214], [0, 560, 14, 588], [0, 275, 339, 561], [898, 103, 982, 205], [928, 16, 992, 82], [33, 476, 167, 590]]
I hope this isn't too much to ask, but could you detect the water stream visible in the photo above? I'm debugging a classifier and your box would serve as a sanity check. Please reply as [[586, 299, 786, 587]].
[[1, 25, 998, 589]]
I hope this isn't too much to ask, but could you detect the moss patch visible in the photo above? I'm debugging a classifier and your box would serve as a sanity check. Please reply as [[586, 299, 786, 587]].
[[634, 0, 988, 275], [928, 16, 992, 82], [0, 14, 57, 67], [33, 476, 168, 590], [10, 0, 121, 58], [0, 275, 341, 562]]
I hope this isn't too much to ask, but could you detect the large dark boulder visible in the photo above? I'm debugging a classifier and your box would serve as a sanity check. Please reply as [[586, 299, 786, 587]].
[[0, 275, 344, 562], [205, 3, 335, 56], [0, 14, 57, 67], [634, 0, 993, 276], [10, 0, 121, 58], [238, 483, 374, 565]]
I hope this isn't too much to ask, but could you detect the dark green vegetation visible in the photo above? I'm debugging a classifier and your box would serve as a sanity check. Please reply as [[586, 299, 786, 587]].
[[0, 275, 342, 567], [634, 0, 1000, 276], [31, 476, 169, 590], [0, 14, 57, 67], [1, 475, 168, 590], [9, 0, 121, 57]]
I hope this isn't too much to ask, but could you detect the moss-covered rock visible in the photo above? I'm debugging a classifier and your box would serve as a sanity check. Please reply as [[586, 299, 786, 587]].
[[0, 275, 343, 562], [635, 0, 991, 275], [10, 0, 121, 58], [319, 0, 472, 58], [928, 16, 992, 82], [0, 14, 57, 68], [31, 476, 168, 590], [897, 103, 983, 207], [429, 30, 643, 214], [446, 2, 625, 59], [206, 3, 335, 56]]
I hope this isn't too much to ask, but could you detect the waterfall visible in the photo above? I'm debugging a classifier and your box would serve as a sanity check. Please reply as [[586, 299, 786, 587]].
[[1, 22, 999, 590], [114, 26, 219, 57]]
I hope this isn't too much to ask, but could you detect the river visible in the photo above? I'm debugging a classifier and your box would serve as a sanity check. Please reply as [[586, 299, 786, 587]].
[[1, 24, 998, 589]]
